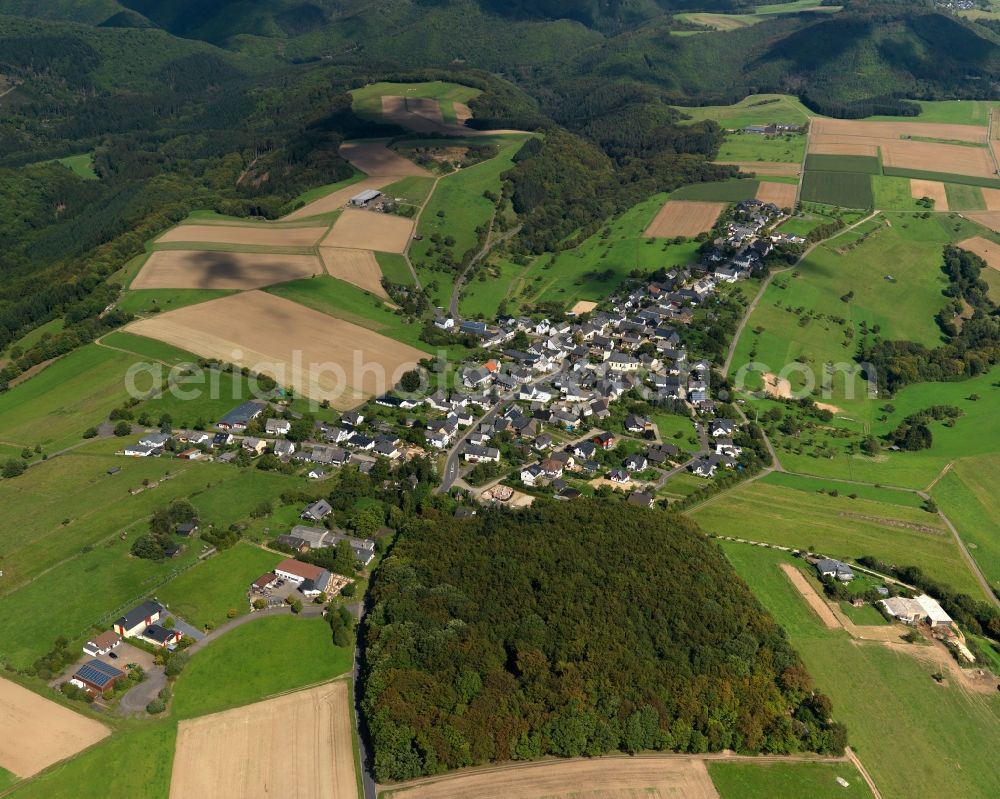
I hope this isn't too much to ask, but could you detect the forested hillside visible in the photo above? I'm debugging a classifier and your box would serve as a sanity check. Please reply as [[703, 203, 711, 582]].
[[362, 500, 846, 781]]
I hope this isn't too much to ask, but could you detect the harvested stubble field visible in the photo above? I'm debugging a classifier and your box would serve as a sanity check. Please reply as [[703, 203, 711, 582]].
[[957, 236, 1000, 270], [809, 117, 995, 180], [756, 181, 797, 207], [716, 160, 801, 177], [644, 200, 725, 237], [126, 291, 424, 408], [156, 224, 327, 248], [0, 678, 109, 778], [319, 247, 389, 299], [284, 177, 391, 221], [981, 187, 1000, 209], [965, 210, 1000, 232], [385, 756, 720, 799], [169, 680, 357, 799], [909, 179, 949, 210], [339, 140, 430, 177], [130, 250, 323, 290], [321, 209, 414, 253]]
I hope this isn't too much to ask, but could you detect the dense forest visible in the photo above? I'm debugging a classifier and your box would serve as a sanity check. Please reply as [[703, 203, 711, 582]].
[[861, 246, 1000, 394], [362, 500, 846, 782]]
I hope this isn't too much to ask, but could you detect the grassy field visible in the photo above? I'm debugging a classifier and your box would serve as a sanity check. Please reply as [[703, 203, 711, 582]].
[[882, 166, 1000, 189], [945, 182, 986, 211], [157, 543, 280, 629], [351, 80, 481, 123], [98, 330, 201, 366], [804, 155, 881, 175], [381, 175, 436, 207], [759, 471, 926, 509], [115, 288, 236, 316], [708, 761, 871, 799], [0, 766, 17, 792], [692, 480, 982, 596], [870, 175, 924, 212], [56, 153, 98, 180], [0, 344, 134, 451], [932, 456, 1000, 595], [671, 178, 760, 201], [133, 369, 257, 430], [867, 99, 996, 125], [672, 94, 814, 128], [716, 131, 806, 163], [410, 135, 529, 306], [720, 542, 1000, 799], [173, 615, 353, 719], [514, 194, 704, 311], [800, 171, 873, 207], [6, 721, 175, 799], [375, 251, 415, 286], [459, 256, 529, 318]]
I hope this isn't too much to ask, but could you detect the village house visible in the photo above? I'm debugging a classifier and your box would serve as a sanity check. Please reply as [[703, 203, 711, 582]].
[[301, 499, 332, 522], [83, 631, 121, 657], [265, 418, 291, 436], [113, 601, 163, 638], [815, 559, 854, 582], [217, 401, 266, 431]]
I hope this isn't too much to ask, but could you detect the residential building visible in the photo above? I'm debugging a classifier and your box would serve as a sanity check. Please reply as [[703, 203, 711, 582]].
[[83, 631, 121, 657], [113, 601, 163, 638]]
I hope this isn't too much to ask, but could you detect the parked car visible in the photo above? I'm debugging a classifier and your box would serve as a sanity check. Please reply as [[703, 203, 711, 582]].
[[108, 652, 119, 660]]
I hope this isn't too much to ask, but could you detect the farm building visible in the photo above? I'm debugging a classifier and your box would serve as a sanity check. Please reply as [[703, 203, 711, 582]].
[[300, 499, 333, 521], [289, 525, 376, 566], [113, 600, 163, 638], [879, 595, 953, 628], [350, 189, 382, 207], [274, 558, 335, 596], [815, 559, 854, 582], [251, 572, 279, 592], [142, 624, 182, 649], [83, 631, 121, 657], [71, 660, 126, 696]]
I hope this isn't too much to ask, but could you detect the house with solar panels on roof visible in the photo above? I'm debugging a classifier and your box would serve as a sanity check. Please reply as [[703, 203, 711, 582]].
[[71, 659, 126, 696]]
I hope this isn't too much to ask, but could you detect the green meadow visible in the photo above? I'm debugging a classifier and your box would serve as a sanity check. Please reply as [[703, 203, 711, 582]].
[[381, 175, 436, 206], [708, 761, 871, 799], [173, 616, 352, 719], [0, 345, 134, 450], [800, 171, 873, 208], [945, 182, 987, 211], [157, 543, 280, 629], [672, 94, 814, 128], [716, 131, 806, 163], [115, 288, 236, 317], [351, 80, 481, 123], [671, 178, 760, 201], [692, 480, 982, 596], [759, 471, 925, 509], [375, 251, 416, 286], [55, 153, 98, 180], [410, 135, 530, 306], [720, 542, 1000, 799]]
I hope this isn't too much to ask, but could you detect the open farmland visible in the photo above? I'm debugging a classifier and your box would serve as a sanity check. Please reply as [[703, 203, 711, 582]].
[[800, 171, 872, 207], [170, 680, 356, 799], [155, 223, 327, 248], [0, 679, 109, 778], [980, 187, 1000, 209], [708, 761, 872, 799], [339, 140, 431, 178], [956, 236, 1000, 270], [692, 480, 983, 597], [125, 291, 424, 408], [720, 542, 1000, 799], [385, 757, 720, 799], [671, 179, 759, 201], [909, 179, 949, 210], [352, 80, 481, 123], [321, 209, 414, 253], [964, 210, 1000, 233], [130, 250, 323, 290], [319, 247, 390, 298], [643, 200, 725, 237], [804, 154, 881, 174], [284, 176, 391, 221], [756, 181, 797, 207], [672, 94, 813, 128]]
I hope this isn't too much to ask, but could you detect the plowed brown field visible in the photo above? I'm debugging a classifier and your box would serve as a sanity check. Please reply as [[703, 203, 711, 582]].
[[910, 179, 949, 210], [0, 677, 109, 778], [169, 681, 357, 799], [126, 291, 424, 407], [716, 161, 801, 177], [756, 181, 797, 207], [130, 250, 323, 290], [384, 757, 720, 799], [321, 209, 414, 253], [965, 211, 1000, 233], [644, 200, 725, 238], [339, 139, 431, 177], [320, 247, 389, 299], [156, 224, 327, 248]]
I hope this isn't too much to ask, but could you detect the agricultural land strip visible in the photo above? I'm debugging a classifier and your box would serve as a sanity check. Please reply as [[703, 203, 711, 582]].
[[130, 250, 324, 290], [643, 200, 725, 237]]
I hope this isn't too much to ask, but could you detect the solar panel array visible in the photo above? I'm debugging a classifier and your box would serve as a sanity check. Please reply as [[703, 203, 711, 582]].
[[76, 659, 123, 687]]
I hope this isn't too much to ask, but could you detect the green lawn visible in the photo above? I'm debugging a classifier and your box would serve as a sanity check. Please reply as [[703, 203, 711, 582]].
[[0, 344, 134, 450], [56, 153, 98, 180], [838, 600, 889, 626], [708, 761, 872, 799], [374, 251, 415, 286], [658, 470, 707, 500], [672, 94, 814, 128], [691, 480, 982, 596], [759, 471, 926, 509], [7, 721, 175, 799], [720, 542, 1000, 799], [351, 80, 481, 123], [116, 288, 236, 316], [158, 543, 280, 629], [173, 615, 352, 719], [932, 455, 1000, 595], [410, 135, 530, 307], [716, 131, 806, 163]]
